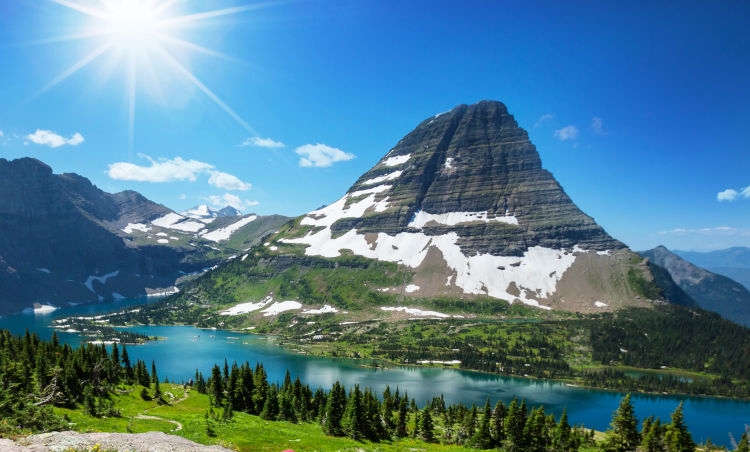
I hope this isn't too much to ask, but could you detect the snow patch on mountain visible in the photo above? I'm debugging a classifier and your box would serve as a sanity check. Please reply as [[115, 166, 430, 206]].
[[84, 270, 120, 293], [361, 170, 403, 186], [262, 300, 302, 317], [122, 223, 151, 234], [408, 210, 519, 229], [220, 296, 273, 315], [201, 215, 257, 242], [382, 154, 411, 166], [380, 306, 449, 318]]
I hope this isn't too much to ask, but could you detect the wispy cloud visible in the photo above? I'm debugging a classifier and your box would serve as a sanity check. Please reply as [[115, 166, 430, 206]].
[[26, 129, 84, 148], [591, 117, 606, 135], [534, 113, 555, 128], [242, 136, 285, 149], [554, 125, 579, 141], [658, 226, 750, 236], [716, 186, 750, 202], [206, 193, 259, 211], [295, 143, 355, 168], [208, 170, 251, 191], [108, 155, 251, 191]]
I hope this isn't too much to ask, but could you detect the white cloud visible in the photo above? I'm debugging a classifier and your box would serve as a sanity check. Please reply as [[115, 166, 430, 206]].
[[554, 125, 579, 141], [206, 193, 259, 211], [26, 129, 84, 148], [179, 194, 187, 200], [295, 143, 355, 168], [716, 186, 750, 202], [591, 117, 606, 135], [208, 170, 251, 191], [717, 188, 739, 202], [0, 130, 4, 137], [108, 155, 213, 183], [534, 113, 555, 128], [242, 136, 285, 149]]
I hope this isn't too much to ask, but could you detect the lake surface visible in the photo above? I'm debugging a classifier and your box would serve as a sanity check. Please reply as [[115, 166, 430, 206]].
[[2, 298, 748, 447]]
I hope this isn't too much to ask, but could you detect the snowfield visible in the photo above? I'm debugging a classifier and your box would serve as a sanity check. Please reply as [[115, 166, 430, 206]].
[[122, 223, 151, 234], [405, 284, 420, 293], [408, 210, 519, 229], [301, 305, 339, 315], [262, 301, 302, 317], [380, 306, 450, 318], [220, 296, 273, 316], [382, 154, 411, 166], [361, 170, 403, 186], [202, 216, 257, 242]]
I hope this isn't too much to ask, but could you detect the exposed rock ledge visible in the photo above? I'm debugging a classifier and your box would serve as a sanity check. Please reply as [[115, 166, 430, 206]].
[[0, 431, 231, 451]]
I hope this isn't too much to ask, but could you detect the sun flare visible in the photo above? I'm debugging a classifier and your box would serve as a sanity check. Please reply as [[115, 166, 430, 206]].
[[38, 0, 263, 154]]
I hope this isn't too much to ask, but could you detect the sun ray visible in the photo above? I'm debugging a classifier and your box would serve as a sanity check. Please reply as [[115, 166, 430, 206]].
[[19, 30, 108, 47], [32, 41, 113, 98], [36, 0, 263, 140], [49, 0, 111, 20], [159, 3, 278, 28], [155, 46, 257, 134], [156, 33, 245, 64]]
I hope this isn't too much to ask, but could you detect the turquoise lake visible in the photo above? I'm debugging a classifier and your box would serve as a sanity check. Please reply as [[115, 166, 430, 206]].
[[1, 298, 748, 447]]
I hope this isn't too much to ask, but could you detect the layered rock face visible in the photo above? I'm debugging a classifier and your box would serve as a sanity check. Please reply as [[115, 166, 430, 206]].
[[278, 101, 653, 311]]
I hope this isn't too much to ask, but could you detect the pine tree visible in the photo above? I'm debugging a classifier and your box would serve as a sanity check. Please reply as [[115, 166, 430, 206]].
[[468, 399, 493, 449], [323, 381, 345, 436], [343, 385, 365, 440], [260, 384, 279, 420], [419, 407, 435, 443], [523, 407, 549, 452], [121, 346, 133, 382], [604, 394, 640, 452], [664, 402, 694, 452], [210, 364, 223, 407], [506, 399, 527, 450], [279, 390, 297, 423], [641, 418, 664, 452], [491, 400, 507, 446], [396, 398, 408, 438], [552, 408, 572, 451]]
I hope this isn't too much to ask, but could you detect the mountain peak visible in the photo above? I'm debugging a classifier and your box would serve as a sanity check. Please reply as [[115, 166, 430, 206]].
[[182, 204, 241, 219], [275, 102, 648, 311]]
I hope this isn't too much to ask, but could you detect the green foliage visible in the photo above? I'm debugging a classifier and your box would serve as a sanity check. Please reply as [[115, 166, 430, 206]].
[[604, 394, 640, 452]]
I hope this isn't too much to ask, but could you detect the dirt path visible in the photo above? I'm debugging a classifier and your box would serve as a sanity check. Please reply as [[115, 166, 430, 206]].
[[134, 413, 183, 432], [135, 388, 190, 432]]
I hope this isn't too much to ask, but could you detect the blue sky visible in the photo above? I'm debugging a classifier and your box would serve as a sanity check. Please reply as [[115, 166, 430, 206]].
[[0, 0, 748, 251]]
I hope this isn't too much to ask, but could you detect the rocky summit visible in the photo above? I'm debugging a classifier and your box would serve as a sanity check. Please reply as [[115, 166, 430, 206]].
[[271, 101, 665, 312]]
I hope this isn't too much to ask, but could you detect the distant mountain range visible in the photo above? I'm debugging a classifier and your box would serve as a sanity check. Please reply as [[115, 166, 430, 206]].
[[674, 247, 750, 291], [641, 246, 750, 326], [0, 158, 288, 315]]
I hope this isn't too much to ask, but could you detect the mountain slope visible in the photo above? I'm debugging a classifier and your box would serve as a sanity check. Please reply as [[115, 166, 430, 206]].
[[641, 246, 750, 325], [0, 158, 288, 315], [156, 101, 684, 323], [674, 247, 750, 291]]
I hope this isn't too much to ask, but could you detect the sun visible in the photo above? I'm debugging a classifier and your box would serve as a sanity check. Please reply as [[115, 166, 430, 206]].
[[102, 1, 161, 49], [35, 0, 266, 155]]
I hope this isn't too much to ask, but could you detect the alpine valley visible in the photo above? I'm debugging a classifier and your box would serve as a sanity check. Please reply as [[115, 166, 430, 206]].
[[97, 101, 750, 400]]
